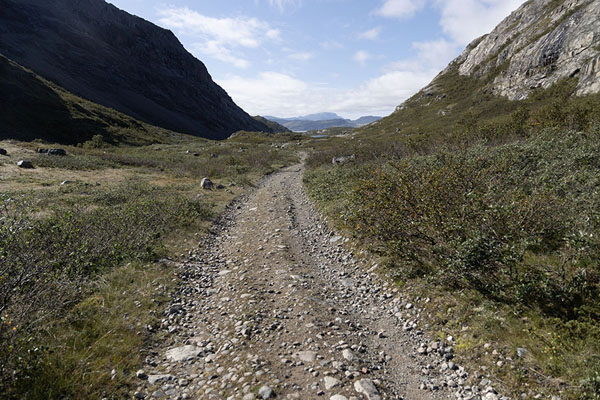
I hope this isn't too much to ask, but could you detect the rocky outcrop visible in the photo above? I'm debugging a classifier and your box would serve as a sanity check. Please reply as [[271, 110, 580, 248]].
[[457, 0, 600, 100], [0, 0, 270, 140]]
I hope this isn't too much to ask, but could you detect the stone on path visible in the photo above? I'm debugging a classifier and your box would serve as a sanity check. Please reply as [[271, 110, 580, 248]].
[[330, 396, 348, 400], [342, 349, 356, 362], [297, 350, 317, 362], [324, 376, 341, 390], [258, 385, 274, 399], [147, 374, 174, 385], [354, 379, 381, 400], [165, 345, 203, 362]]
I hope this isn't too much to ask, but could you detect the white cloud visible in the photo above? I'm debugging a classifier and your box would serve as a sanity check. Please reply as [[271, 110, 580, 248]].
[[374, 0, 426, 19], [359, 27, 382, 40], [434, 0, 525, 45], [353, 50, 371, 65], [157, 7, 280, 68], [288, 52, 314, 61], [217, 0, 527, 119]]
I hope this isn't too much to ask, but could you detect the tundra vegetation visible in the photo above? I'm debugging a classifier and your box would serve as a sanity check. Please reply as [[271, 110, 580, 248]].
[[0, 132, 298, 399], [303, 78, 600, 399]]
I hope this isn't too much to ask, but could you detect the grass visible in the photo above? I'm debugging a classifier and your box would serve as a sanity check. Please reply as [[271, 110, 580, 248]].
[[0, 133, 299, 399]]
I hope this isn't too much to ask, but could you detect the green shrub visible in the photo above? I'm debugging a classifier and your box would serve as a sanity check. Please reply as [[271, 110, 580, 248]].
[[347, 128, 600, 317], [0, 184, 211, 392]]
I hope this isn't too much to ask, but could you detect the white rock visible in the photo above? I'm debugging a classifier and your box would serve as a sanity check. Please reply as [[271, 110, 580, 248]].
[[296, 350, 317, 363], [342, 349, 356, 362], [165, 345, 203, 362], [324, 376, 341, 390], [147, 374, 173, 385], [258, 385, 274, 399], [354, 379, 381, 400]]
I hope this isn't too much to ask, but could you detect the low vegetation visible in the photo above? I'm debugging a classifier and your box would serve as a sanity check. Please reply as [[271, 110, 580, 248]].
[[304, 81, 600, 399], [0, 133, 298, 399]]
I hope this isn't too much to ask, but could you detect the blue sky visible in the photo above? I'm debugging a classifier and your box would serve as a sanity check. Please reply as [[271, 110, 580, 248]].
[[107, 0, 525, 119]]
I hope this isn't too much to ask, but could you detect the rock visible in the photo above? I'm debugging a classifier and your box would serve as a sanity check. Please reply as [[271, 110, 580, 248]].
[[517, 347, 528, 358], [243, 394, 256, 400], [201, 177, 214, 190], [258, 385, 274, 399], [324, 376, 341, 390], [342, 349, 356, 362], [0, 148, 7, 155], [332, 155, 355, 165], [16, 160, 34, 169], [165, 345, 203, 362], [136, 369, 147, 379], [330, 396, 348, 400], [147, 374, 174, 385], [297, 350, 317, 363], [37, 148, 66, 156], [456, 0, 600, 99], [134, 391, 145, 399], [354, 379, 381, 400]]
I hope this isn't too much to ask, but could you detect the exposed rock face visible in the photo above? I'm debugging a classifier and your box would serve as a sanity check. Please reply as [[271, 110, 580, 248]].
[[457, 0, 600, 100], [0, 0, 270, 140]]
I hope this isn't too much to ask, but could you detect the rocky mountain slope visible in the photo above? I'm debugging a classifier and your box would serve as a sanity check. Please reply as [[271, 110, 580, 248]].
[[0, 0, 270, 140], [363, 0, 600, 137], [0, 54, 191, 145], [457, 0, 600, 99]]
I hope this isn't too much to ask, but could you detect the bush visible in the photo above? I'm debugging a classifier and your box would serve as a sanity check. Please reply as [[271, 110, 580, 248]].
[[348, 128, 600, 316], [0, 184, 211, 391]]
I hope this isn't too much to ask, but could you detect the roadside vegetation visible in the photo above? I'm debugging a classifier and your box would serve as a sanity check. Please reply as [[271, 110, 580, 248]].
[[0, 132, 298, 399], [303, 79, 600, 399]]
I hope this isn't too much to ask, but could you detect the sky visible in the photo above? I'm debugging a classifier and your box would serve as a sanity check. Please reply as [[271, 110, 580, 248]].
[[106, 0, 526, 119]]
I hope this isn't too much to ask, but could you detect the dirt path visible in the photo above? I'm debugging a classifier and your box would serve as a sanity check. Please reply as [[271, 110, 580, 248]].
[[134, 162, 503, 400]]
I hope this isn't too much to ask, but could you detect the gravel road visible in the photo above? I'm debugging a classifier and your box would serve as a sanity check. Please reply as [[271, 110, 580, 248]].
[[133, 162, 506, 400]]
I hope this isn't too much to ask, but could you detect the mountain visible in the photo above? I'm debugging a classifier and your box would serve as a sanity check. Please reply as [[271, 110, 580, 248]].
[[253, 116, 291, 133], [0, 53, 192, 145], [0, 0, 270, 140], [363, 0, 600, 137], [265, 114, 381, 132]]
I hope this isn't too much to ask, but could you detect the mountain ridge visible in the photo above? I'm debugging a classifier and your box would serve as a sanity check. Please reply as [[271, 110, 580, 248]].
[[0, 0, 270, 140], [266, 114, 381, 132]]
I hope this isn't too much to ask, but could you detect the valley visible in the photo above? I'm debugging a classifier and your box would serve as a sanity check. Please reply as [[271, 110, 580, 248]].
[[1, 0, 600, 399]]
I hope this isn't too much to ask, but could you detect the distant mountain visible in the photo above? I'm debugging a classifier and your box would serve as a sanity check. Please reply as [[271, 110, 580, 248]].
[[0, 54, 190, 145], [265, 114, 381, 132], [0, 0, 271, 140]]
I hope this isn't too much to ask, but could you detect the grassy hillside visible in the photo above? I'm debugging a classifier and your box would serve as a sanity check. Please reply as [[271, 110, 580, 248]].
[[359, 63, 600, 143], [0, 54, 197, 146], [303, 78, 600, 399]]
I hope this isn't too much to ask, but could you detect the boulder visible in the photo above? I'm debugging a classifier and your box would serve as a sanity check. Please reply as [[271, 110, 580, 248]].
[[332, 155, 355, 165], [201, 177, 214, 189], [0, 148, 7, 155], [16, 160, 34, 169], [37, 148, 67, 156]]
